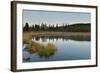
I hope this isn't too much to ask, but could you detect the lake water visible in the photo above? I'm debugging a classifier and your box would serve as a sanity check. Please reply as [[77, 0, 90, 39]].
[[23, 36, 91, 62]]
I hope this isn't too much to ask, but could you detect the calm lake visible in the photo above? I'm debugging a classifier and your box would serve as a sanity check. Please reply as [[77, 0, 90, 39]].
[[23, 35, 91, 62]]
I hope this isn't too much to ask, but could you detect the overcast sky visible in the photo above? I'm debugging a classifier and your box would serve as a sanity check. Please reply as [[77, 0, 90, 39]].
[[22, 10, 91, 26]]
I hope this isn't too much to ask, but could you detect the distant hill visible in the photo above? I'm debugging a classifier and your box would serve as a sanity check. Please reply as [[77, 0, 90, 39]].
[[64, 23, 91, 32]]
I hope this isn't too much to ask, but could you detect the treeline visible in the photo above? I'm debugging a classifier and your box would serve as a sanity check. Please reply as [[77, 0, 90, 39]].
[[23, 22, 91, 32]]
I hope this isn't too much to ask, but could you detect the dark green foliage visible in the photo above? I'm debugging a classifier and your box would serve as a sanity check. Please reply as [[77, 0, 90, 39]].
[[41, 23, 48, 31], [64, 23, 91, 32], [23, 22, 30, 31], [34, 24, 40, 31], [23, 22, 91, 32]]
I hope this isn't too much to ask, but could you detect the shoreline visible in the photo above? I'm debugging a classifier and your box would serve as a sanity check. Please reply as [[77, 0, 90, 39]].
[[23, 32, 90, 40], [23, 31, 90, 36]]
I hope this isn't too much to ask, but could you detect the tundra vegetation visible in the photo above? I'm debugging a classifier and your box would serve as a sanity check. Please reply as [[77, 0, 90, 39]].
[[23, 22, 91, 58]]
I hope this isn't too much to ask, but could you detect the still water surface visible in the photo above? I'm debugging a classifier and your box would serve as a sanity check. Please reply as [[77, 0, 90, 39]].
[[23, 36, 91, 62]]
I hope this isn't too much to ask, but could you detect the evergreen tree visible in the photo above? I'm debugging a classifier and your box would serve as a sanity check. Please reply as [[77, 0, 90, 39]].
[[23, 22, 29, 31]]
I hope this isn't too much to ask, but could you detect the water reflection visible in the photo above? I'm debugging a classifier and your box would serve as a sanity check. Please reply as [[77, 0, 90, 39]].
[[23, 41, 57, 62], [32, 35, 90, 42], [23, 35, 91, 62]]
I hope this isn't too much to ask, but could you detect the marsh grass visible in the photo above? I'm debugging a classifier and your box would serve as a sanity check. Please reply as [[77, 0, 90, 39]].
[[37, 43, 56, 58], [23, 31, 90, 58], [23, 32, 90, 38], [24, 37, 56, 58]]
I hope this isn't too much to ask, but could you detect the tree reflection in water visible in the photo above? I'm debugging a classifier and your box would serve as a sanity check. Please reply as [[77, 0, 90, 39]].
[[24, 39, 57, 61], [33, 35, 90, 42], [23, 35, 90, 62]]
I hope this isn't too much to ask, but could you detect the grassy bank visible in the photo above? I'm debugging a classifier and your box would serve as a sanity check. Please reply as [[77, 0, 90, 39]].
[[23, 32, 57, 57], [23, 31, 90, 40], [24, 41, 56, 57]]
